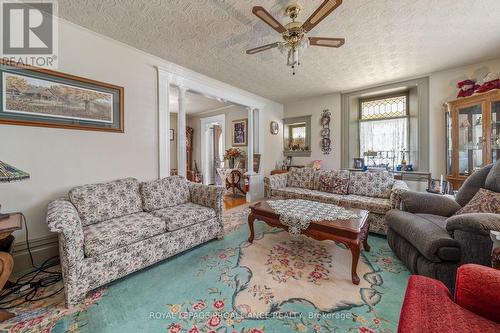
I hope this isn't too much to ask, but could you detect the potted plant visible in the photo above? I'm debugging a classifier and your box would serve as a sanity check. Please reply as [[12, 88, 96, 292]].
[[224, 148, 244, 168]]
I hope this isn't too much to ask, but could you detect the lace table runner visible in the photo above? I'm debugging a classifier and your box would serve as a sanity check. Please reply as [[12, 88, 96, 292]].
[[267, 199, 360, 235]]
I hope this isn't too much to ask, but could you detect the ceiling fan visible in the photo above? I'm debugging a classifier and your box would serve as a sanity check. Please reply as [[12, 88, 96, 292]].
[[247, 0, 344, 75]]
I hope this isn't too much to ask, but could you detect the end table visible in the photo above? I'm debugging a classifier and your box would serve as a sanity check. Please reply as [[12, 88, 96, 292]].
[[0, 213, 22, 321]]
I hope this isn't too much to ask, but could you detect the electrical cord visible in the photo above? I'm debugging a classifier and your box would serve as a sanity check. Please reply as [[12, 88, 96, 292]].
[[0, 213, 63, 309]]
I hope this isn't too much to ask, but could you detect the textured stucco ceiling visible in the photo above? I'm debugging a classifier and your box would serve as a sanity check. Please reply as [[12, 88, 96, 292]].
[[58, 0, 500, 103]]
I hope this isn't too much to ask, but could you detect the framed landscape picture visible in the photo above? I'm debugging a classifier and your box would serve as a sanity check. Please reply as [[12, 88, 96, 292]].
[[0, 60, 124, 132], [232, 118, 247, 146]]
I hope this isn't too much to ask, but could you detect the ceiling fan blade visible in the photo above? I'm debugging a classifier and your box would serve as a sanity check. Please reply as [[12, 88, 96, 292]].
[[252, 6, 287, 34], [302, 0, 342, 32], [246, 42, 280, 55], [309, 37, 345, 48]]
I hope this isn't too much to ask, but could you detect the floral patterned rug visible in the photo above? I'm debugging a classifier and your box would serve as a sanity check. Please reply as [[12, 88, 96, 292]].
[[0, 205, 410, 333]]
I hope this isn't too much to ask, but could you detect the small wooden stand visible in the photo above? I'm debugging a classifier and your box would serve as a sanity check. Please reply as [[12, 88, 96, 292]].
[[0, 213, 22, 321]]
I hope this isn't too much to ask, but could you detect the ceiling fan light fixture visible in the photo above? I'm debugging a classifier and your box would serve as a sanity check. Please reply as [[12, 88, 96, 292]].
[[247, 1, 344, 75]]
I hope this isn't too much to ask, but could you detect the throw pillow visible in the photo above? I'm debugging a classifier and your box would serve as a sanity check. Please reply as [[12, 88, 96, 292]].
[[287, 167, 315, 189], [455, 188, 500, 215], [348, 171, 395, 198], [314, 170, 350, 194]]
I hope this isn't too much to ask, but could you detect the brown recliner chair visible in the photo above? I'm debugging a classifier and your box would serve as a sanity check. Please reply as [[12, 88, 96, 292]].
[[386, 161, 500, 290]]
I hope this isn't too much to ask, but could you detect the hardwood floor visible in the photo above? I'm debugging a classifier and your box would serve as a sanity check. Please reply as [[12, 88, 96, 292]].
[[223, 195, 247, 210]]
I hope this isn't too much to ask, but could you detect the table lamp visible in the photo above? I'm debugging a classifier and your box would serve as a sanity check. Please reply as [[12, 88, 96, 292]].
[[0, 160, 30, 220]]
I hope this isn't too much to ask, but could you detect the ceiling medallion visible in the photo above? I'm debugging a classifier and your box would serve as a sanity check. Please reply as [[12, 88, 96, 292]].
[[247, 0, 345, 75]]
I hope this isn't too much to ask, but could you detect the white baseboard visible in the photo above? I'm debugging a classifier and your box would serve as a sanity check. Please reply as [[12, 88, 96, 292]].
[[12, 234, 59, 273]]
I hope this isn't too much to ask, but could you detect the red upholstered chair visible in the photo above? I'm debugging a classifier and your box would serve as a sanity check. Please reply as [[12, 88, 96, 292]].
[[398, 264, 500, 332]]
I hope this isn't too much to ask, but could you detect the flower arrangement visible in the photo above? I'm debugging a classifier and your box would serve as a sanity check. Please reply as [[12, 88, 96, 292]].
[[223, 147, 244, 160]]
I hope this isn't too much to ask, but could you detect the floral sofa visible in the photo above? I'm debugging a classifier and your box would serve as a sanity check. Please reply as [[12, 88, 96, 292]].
[[46, 176, 223, 307], [264, 168, 408, 235]]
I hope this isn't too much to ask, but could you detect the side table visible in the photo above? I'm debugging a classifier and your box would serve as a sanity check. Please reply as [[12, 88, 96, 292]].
[[0, 213, 22, 321]]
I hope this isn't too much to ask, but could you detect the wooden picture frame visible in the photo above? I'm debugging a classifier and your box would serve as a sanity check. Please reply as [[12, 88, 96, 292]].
[[232, 118, 247, 146], [0, 59, 124, 132]]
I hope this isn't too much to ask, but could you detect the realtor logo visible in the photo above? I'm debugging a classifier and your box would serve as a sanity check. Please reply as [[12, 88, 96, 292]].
[[1, 1, 58, 68]]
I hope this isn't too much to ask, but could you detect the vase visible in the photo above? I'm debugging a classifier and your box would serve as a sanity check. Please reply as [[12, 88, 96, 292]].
[[229, 158, 235, 168]]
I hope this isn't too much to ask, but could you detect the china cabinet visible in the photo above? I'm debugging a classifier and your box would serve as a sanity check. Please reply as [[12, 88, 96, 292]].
[[446, 89, 500, 189]]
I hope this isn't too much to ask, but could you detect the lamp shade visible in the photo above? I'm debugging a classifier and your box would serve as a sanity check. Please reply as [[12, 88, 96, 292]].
[[0, 160, 30, 183]]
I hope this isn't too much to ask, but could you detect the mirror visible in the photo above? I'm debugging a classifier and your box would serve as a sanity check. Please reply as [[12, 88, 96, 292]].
[[283, 115, 311, 157]]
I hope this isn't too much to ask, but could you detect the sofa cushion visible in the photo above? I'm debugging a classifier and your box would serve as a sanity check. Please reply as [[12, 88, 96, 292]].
[[339, 194, 392, 214], [313, 170, 350, 194], [386, 210, 460, 263], [69, 178, 143, 226], [83, 212, 165, 257], [271, 187, 344, 205], [140, 175, 190, 212], [455, 188, 500, 215], [152, 202, 216, 231], [348, 171, 394, 198], [287, 167, 315, 189]]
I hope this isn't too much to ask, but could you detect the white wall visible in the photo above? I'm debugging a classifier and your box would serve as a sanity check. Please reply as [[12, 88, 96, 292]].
[[0, 19, 282, 267], [284, 57, 500, 177], [283, 93, 342, 170]]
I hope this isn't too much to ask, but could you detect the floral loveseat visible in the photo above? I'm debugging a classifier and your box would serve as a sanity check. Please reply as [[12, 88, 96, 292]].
[[46, 176, 223, 307], [264, 168, 408, 235]]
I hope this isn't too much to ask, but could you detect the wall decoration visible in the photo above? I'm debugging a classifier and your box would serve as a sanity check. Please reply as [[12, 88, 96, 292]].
[[270, 121, 279, 135], [320, 109, 331, 155], [232, 118, 247, 146], [0, 60, 124, 132], [170, 129, 175, 141], [353, 158, 365, 170]]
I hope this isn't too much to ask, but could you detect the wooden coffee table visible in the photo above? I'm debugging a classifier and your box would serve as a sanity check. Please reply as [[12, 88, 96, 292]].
[[247, 201, 370, 285]]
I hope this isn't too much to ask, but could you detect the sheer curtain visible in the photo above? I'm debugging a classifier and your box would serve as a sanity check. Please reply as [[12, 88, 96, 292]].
[[359, 117, 408, 163]]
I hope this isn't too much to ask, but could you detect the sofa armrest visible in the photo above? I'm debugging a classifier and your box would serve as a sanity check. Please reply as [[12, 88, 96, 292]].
[[188, 182, 224, 216], [398, 275, 454, 333], [264, 173, 288, 198], [446, 213, 500, 236], [390, 180, 409, 209], [46, 199, 85, 285], [455, 264, 500, 323], [400, 191, 462, 217]]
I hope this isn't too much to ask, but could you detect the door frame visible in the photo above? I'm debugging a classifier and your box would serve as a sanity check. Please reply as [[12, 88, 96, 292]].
[[200, 114, 226, 185]]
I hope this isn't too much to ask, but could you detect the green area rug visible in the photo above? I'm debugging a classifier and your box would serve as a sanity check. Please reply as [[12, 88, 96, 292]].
[[0, 208, 410, 333]]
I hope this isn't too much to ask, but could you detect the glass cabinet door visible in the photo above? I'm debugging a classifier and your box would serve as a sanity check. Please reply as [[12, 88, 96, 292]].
[[457, 104, 483, 176], [492, 101, 500, 162]]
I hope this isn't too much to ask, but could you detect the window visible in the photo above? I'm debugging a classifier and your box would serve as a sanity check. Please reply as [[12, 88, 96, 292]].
[[283, 115, 311, 157], [359, 94, 409, 169]]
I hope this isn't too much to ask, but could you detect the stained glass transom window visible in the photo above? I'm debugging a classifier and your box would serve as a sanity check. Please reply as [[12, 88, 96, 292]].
[[361, 95, 407, 120]]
